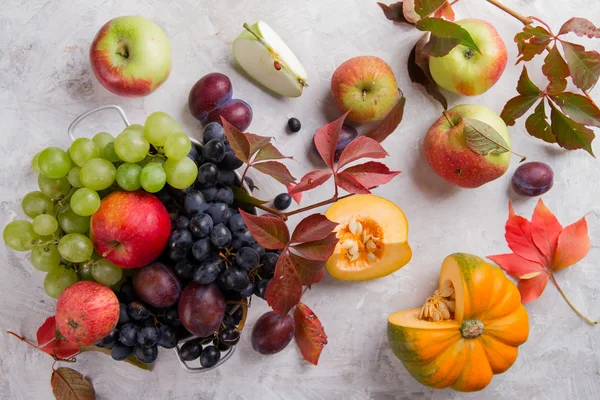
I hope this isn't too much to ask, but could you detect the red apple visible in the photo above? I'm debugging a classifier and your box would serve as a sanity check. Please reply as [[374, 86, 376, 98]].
[[331, 56, 398, 124], [90, 191, 171, 268], [55, 281, 119, 346], [90, 16, 172, 97]]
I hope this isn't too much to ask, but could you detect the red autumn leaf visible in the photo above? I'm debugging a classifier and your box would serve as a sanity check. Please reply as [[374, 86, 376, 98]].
[[291, 213, 338, 244], [336, 136, 389, 169], [558, 17, 600, 39], [292, 232, 339, 261], [294, 303, 328, 365], [51, 367, 96, 400], [244, 132, 272, 157], [340, 162, 401, 189], [514, 25, 553, 63], [505, 201, 545, 264], [531, 199, 563, 265], [542, 46, 569, 94], [561, 41, 600, 92], [265, 253, 303, 317], [286, 183, 302, 204], [289, 170, 332, 195], [35, 316, 80, 359], [254, 142, 292, 162], [221, 117, 250, 163], [517, 273, 550, 303], [314, 111, 350, 171], [252, 161, 297, 187], [377, 2, 409, 23], [365, 91, 406, 142], [37, 316, 56, 346], [289, 253, 326, 286], [432, 1, 455, 21], [335, 172, 371, 194], [487, 253, 545, 280], [239, 209, 290, 250], [553, 217, 590, 271]]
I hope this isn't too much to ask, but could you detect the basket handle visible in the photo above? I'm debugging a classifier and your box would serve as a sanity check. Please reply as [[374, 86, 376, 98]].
[[67, 104, 130, 143]]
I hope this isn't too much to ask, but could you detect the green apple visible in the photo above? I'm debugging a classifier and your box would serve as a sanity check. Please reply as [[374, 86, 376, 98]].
[[330, 56, 398, 124], [233, 21, 308, 98], [424, 104, 511, 188], [429, 19, 507, 96], [90, 16, 171, 97]]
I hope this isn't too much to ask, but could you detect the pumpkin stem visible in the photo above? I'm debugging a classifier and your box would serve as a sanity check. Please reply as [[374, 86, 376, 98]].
[[460, 320, 484, 338]]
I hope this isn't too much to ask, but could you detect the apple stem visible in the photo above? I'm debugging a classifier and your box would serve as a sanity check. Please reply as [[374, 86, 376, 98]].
[[362, 90, 367, 101], [442, 111, 455, 127], [549, 274, 598, 325], [243, 23, 270, 50]]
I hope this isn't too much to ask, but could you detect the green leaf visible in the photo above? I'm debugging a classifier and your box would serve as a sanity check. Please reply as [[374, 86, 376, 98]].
[[517, 66, 542, 96], [542, 46, 569, 94], [526, 101, 556, 144], [402, 0, 448, 23], [551, 92, 600, 127], [51, 367, 96, 400], [558, 17, 600, 39], [514, 26, 553, 63], [415, 18, 480, 57], [550, 102, 595, 156], [231, 185, 268, 207], [500, 95, 540, 126], [80, 346, 151, 371], [462, 117, 510, 156], [561, 41, 600, 91]]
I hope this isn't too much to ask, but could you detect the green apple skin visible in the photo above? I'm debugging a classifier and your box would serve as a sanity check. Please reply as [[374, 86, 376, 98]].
[[90, 16, 172, 97], [429, 19, 507, 96], [330, 56, 398, 124], [424, 104, 511, 188]]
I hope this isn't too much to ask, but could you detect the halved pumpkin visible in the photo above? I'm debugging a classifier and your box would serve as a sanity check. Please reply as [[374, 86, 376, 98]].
[[388, 253, 529, 392], [325, 194, 411, 281]]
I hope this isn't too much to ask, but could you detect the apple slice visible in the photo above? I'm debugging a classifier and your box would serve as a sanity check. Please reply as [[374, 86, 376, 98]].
[[233, 21, 308, 98]]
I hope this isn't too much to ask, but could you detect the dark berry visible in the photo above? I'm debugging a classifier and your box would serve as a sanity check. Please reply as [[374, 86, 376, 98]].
[[96, 327, 119, 348], [254, 279, 269, 299], [261, 252, 279, 277], [137, 326, 159, 348], [234, 228, 255, 246], [134, 344, 158, 363], [273, 193, 292, 210], [119, 281, 136, 303], [230, 238, 245, 250], [111, 342, 133, 361], [157, 325, 178, 349], [127, 301, 151, 321], [216, 271, 232, 291], [190, 213, 213, 238], [168, 229, 193, 249], [220, 151, 243, 171], [203, 122, 225, 143], [184, 191, 208, 216], [118, 302, 131, 326], [193, 261, 221, 284], [210, 223, 231, 248], [179, 340, 202, 361], [241, 281, 254, 297], [206, 203, 232, 225], [174, 215, 190, 230], [119, 323, 139, 346], [159, 308, 181, 327], [236, 247, 260, 269], [202, 139, 226, 163], [174, 259, 196, 281], [187, 145, 199, 163], [228, 213, 246, 232], [224, 267, 249, 291], [218, 170, 235, 186], [200, 345, 221, 368], [218, 327, 241, 345], [167, 246, 188, 262], [251, 243, 266, 258], [197, 163, 220, 187], [216, 187, 234, 205], [213, 337, 231, 351], [232, 307, 244, 325], [191, 238, 212, 261], [200, 187, 218, 202], [287, 117, 301, 133]]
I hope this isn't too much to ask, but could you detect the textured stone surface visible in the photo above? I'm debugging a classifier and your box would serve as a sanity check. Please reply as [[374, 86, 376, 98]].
[[1, 0, 599, 399]]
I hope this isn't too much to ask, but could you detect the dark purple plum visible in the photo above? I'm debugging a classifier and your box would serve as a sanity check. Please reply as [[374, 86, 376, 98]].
[[133, 262, 182, 308], [512, 162, 554, 197], [205, 99, 253, 131], [313, 124, 358, 162], [251, 311, 295, 355], [189, 73, 233, 122], [178, 282, 225, 338]]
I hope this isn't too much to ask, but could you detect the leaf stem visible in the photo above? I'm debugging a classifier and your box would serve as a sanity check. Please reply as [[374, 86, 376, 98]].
[[254, 203, 288, 220], [283, 193, 355, 218], [7, 331, 39, 348], [239, 163, 251, 188], [530, 16, 554, 36], [449, 0, 460, 5], [484, 0, 533, 25], [549, 274, 598, 325]]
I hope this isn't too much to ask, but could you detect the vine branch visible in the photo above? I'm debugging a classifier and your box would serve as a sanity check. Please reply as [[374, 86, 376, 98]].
[[485, 0, 532, 25]]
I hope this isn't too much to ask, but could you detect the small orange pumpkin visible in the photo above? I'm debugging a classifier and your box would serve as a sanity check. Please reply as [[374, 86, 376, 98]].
[[388, 253, 529, 392]]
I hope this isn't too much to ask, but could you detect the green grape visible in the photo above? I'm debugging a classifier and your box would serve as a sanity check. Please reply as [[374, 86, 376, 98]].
[[38, 147, 72, 179], [92, 132, 114, 153], [115, 129, 150, 163], [58, 233, 94, 263], [32, 152, 42, 174], [163, 157, 198, 189], [69, 138, 100, 167], [80, 158, 116, 191], [32, 214, 59, 236], [58, 206, 90, 234], [92, 258, 123, 286], [3, 220, 40, 251], [70, 188, 101, 217], [103, 141, 121, 163], [116, 163, 142, 191], [140, 163, 167, 193], [78, 262, 96, 281], [38, 175, 72, 200], [21, 191, 54, 218], [164, 132, 192, 161], [144, 111, 183, 147], [30, 244, 61, 272], [125, 124, 145, 135], [44, 265, 78, 299], [67, 166, 83, 188]]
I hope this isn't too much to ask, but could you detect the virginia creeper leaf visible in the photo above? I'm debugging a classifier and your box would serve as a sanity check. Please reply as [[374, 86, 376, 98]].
[[500, 95, 540, 126], [432, 1, 454, 21], [286, 183, 302, 204], [265, 253, 303, 317], [292, 232, 339, 261], [488, 253, 545, 280], [40, 337, 80, 359], [340, 162, 401, 188], [514, 25, 553, 63], [517, 273, 550, 303], [254, 142, 292, 162], [289, 170, 332, 194], [291, 213, 338, 244], [542, 46, 569, 94], [561, 41, 600, 91], [335, 172, 371, 194], [558, 17, 600, 39], [252, 161, 297, 187], [377, 2, 409, 23], [402, 0, 449, 23], [407, 34, 448, 109], [517, 66, 542, 96], [506, 202, 545, 264], [526, 101, 556, 144], [244, 133, 272, 157], [37, 316, 56, 346], [549, 102, 596, 156], [51, 368, 95, 400], [462, 117, 510, 156], [294, 303, 328, 365], [337, 136, 389, 169], [551, 92, 600, 127], [239, 209, 290, 249], [231, 185, 268, 207], [553, 217, 590, 271], [416, 18, 480, 57], [365, 91, 406, 142], [289, 253, 326, 286], [288, 251, 327, 272], [314, 112, 350, 171], [531, 199, 563, 265], [221, 117, 250, 163]]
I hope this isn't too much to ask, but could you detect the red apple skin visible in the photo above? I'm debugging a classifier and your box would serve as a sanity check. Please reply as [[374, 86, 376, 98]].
[[424, 104, 511, 188], [56, 281, 120, 346], [91, 191, 171, 268], [331, 56, 398, 124]]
